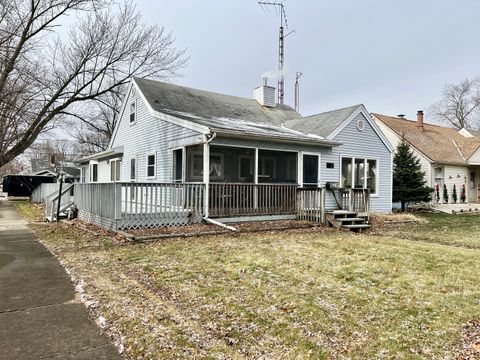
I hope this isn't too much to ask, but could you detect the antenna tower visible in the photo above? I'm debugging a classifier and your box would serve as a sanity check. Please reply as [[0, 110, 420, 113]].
[[258, 1, 294, 105], [294, 72, 302, 112]]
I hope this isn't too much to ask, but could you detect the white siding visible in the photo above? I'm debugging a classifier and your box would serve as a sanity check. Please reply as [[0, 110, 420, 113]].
[[110, 90, 201, 182], [442, 165, 469, 202], [375, 118, 433, 187]]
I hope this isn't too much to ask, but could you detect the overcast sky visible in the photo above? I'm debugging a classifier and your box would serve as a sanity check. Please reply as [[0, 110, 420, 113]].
[[132, 0, 480, 122]]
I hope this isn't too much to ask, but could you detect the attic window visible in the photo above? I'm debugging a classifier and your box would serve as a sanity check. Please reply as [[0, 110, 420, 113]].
[[130, 101, 136, 123]]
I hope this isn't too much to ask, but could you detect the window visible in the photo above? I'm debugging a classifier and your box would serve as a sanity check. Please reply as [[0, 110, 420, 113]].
[[147, 153, 156, 178], [239, 156, 253, 181], [354, 159, 365, 188], [129, 101, 136, 123], [80, 165, 87, 183], [341, 157, 378, 195], [366, 159, 377, 194], [341, 158, 352, 188], [326, 162, 335, 169], [90, 163, 98, 182], [259, 157, 276, 179], [190, 152, 203, 180], [130, 158, 136, 180], [209, 154, 224, 181], [110, 159, 121, 182], [173, 149, 183, 182]]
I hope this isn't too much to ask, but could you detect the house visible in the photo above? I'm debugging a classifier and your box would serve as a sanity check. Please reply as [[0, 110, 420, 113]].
[[75, 77, 392, 230], [372, 111, 480, 204]]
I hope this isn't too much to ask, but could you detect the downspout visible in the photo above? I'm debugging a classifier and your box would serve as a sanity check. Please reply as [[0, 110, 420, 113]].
[[202, 132, 237, 229]]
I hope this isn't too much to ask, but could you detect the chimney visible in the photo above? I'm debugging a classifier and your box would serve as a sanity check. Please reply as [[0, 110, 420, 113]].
[[254, 77, 276, 107], [417, 110, 424, 131]]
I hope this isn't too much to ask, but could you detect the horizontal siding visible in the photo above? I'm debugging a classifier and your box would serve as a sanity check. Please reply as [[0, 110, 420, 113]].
[[326, 113, 392, 213], [111, 90, 201, 182]]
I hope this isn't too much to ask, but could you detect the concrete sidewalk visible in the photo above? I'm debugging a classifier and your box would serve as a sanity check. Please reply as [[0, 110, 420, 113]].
[[0, 199, 121, 360]]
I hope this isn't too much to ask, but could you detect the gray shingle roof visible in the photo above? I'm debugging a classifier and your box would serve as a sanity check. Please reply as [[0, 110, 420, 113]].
[[283, 105, 361, 138], [134, 77, 302, 126]]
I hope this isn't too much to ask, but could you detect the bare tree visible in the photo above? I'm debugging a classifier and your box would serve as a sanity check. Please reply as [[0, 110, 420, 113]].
[[0, 0, 187, 167], [67, 85, 124, 154], [430, 77, 480, 130]]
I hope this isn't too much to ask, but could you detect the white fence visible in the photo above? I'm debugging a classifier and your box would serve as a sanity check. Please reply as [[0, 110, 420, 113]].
[[32, 183, 60, 204]]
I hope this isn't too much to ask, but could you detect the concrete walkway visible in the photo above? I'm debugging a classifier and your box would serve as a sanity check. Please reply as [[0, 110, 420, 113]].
[[0, 199, 121, 360]]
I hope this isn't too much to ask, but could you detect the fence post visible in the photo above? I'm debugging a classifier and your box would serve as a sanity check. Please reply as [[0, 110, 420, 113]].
[[114, 183, 122, 220], [321, 187, 326, 224]]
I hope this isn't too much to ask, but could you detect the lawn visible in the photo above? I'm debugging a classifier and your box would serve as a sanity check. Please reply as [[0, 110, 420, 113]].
[[15, 202, 480, 359]]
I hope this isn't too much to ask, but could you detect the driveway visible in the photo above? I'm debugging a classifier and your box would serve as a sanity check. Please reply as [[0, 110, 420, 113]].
[[0, 198, 121, 360]]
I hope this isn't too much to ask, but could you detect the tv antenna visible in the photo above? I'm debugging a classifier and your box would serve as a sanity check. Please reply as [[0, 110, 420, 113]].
[[258, 1, 295, 105], [294, 72, 302, 112]]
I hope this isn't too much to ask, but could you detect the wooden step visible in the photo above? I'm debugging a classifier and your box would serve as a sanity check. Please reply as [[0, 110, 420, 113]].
[[342, 224, 371, 231], [335, 217, 367, 223]]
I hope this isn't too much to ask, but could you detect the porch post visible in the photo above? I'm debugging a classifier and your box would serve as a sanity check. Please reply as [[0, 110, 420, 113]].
[[298, 152, 303, 187], [203, 141, 210, 217], [254, 148, 259, 209]]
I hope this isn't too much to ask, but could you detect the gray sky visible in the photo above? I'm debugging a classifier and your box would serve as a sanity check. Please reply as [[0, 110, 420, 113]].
[[136, 0, 480, 121]]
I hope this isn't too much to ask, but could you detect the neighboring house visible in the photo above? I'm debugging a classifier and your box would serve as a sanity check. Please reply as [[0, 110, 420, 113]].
[[372, 111, 480, 204], [76, 77, 392, 230]]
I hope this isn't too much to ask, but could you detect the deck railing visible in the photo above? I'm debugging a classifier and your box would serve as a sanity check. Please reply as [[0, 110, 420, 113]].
[[45, 184, 74, 221], [297, 187, 326, 223], [208, 183, 297, 217], [74, 182, 205, 229], [340, 188, 370, 213]]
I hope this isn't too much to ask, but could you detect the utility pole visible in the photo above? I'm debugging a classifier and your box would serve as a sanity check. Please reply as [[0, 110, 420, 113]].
[[258, 1, 294, 105], [294, 72, 302, 112]]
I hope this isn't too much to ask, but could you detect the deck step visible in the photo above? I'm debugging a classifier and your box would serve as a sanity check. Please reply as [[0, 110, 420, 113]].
[[342, 224, 371, 229], [335, 217, 366, 222]]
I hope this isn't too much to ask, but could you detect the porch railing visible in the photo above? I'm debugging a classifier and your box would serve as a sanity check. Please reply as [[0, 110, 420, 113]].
[[45, 184, 74, 221], [208, 183, 297, 217], [340, 188, 370, 213], [297, 187, 326, 223], [74, 182, 205, 229]]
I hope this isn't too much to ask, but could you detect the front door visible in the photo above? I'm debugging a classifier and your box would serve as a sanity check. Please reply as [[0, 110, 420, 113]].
[[303, 154, 319, 188]]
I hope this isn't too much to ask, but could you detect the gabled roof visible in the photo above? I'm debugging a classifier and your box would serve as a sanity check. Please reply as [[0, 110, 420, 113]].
[[373, 113, 480, 165], [134, 77, 302, 126], [284, 105, 361, 138]]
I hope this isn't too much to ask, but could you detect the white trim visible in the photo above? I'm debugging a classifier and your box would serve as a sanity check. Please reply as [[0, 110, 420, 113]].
[[110, 158, 122, 182], [339, 154, 379, 197], [300, 151, 322, 187], [146, 151, 156, 179], [129, 99, 137, 125], [109, 81, 134, 148], [129, 156, 137, 181], [89, 162, 98, 183], [328, 105, 393, 153], [171, 147, 185, 182], [254, 148, 259, 185]]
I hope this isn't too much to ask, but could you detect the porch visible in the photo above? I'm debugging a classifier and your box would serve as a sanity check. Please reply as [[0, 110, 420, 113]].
[[72, 182, 370, 230]]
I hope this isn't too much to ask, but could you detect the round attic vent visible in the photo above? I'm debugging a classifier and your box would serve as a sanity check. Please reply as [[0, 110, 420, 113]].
[[356, 119, 365, 131]]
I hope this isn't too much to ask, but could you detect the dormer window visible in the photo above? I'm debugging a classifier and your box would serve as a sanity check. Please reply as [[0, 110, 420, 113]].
[[130, 101, 136, 123]]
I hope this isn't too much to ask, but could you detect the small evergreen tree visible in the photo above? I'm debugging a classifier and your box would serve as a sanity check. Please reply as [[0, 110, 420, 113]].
[[393, 140, 433, 211], [443, 184, 449, 203], [452, 184, 458, 203], [461, 184, 466, 203], [435, 184, 440, 203]]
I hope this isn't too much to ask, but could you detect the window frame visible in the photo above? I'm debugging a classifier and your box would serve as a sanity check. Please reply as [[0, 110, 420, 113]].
[[300, 152, 322, 187], [90, 162, 98, 183], [340, 155, 379, 197], [129, 99, 137, 124], [130, 156, 136, 181], [110, 158, 122, 182], [146, 152, 156, 179], [172, 147, 185, 183]]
